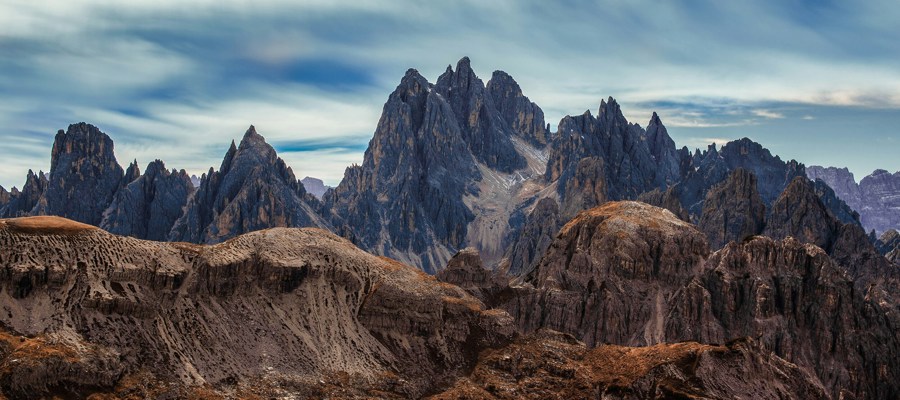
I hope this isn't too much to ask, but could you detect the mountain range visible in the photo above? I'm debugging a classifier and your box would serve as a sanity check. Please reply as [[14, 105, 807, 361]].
[[1, 57, 899, 399]]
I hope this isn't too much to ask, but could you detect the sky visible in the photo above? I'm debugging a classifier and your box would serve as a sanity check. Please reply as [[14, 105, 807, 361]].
[[1, 0, 899, 190]]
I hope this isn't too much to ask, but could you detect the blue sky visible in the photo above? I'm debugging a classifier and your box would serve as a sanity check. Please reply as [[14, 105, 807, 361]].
[[1, 0, 899, 189]]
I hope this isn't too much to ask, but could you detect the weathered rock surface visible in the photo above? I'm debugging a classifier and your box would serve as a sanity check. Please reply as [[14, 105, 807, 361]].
[[812, 178, 861, 225], [764, 176, 842, 252], [0, 170, 47, 218], [431, 330, 828, 400], [698, 168, 766, 248], [437, 248, 509, 305], [507, 201, 710, 346], [325, 58, 546, 273], [300, 176, 329, 200], [0, 216, 514, 398], [31, 123, 124, 225], [434, 57, 526, 172], [485, 70, 550, 148], [100, 160, 194, 241], [499, 200, 900, 399], [673, 139, 805, 217], [504, 197, 560, 276], [808, 165, 900, 234], [548, 99, 681, 205], [169, 126, 329, 244], [876, 230, 900, 264], [636, 186, 690, 222]]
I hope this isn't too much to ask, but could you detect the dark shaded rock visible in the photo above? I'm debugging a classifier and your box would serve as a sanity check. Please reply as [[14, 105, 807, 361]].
[[100, 160, 194, 241], [430, 331, 828, 400], [676, 237, 900, 400], [437, 247, 508, 304], [123, 159, 141, 186], [548, 101, 681, 205], [0, 186, 8, 210], [168, 126, 329, 244], [698, 168, 766, 249], [486, 70, 549, 147], [433, 57, 526, 172], [31, 123, 124, 225], [0, 170, 47, 218], [636, 186, 690, 222], [506, 201, 710, 346], [876, 230, 899, 261], [764, 176, 840, 252], [504, 197, 560, 276], [325, 68, 479, 273], [813, 178, 861, 225], [301, 176, 329, 200], [673, 138, 805, 217], [807, 166, 862, 209], [501, 201, 899, 399]]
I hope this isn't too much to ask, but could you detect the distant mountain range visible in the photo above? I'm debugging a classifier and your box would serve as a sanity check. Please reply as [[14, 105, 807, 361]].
[[1, 57, 889, 273]]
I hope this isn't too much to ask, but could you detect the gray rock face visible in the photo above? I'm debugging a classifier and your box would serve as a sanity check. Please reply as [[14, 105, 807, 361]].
[[859, 169, 900, 233], [437, 247, 508, 304], [485, 70, 549, 148], [0, 186, 8, 209], [31, 123, 124, 226], [434, 57, 526, 173], [325, 59, 542, 274], [168, 126, 329, 244], [100, 160, 194, 241], [807, 166, 862, 208], [0, 170, 47, 218], [504, 197, 560, 276], [876, 230, 899, 260], [698, 168, 766, 249], [548, 99, 681, 205], [636, 186, 690, 222], [812, 178, 861, 225], [673, 138, 805, 217], [300, 176, 329, 200], [808, 166, 900, 234], [764, 176, 842, 252]]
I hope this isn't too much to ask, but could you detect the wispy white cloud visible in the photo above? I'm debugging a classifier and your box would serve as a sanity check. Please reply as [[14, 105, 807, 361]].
[[752, 109, 786, 119]]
